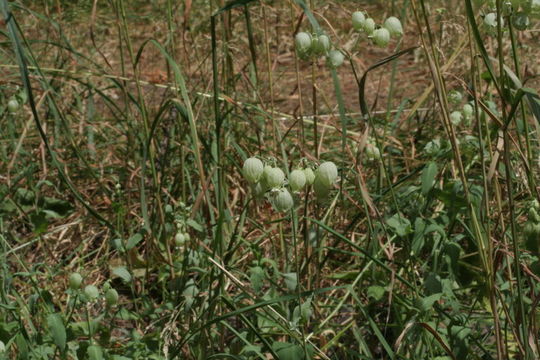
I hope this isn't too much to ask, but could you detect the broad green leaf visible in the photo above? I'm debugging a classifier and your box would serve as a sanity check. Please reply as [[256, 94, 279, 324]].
[[271, 342, 304, 360], [47, 313, 66, 351], [421, 162, 438, 195], [87, 345, 104, 360], [111, 266, 131, 283], [249, 266, 265, 293], [367, 285, 386, 301], [282, 272, 297, 292], [386, 213, 412, 237], [125, 233, 143, 250]]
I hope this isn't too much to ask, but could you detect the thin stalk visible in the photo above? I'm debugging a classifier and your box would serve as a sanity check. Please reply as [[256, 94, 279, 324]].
[[495, 1, 530, 357]]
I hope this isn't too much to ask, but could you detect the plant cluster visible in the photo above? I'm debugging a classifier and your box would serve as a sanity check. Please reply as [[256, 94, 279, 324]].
[[352, 11, 404, 47], [481, 0, 540, 32], [242, 157, 338, 211]]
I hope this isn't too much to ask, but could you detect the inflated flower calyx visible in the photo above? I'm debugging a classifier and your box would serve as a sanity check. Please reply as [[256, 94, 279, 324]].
[[448, 90, 463, 104], [7, 99, 19, 114], [253, 181, 267, 198], [365, 144, 381, 161], [105, 288, 119, 307], [175, 232, 186, 246], [384, 16, 403, 37], [512, 12, 530, 30], [84, 285, 99, 300], [327, 50, 345, 68], [295, 32, 312, 54], [484, 13, 504, 27], [289, 169, 307, 192], [463, 103, 474, 119], [264, 166, 285, 188], [316, 161, 338, 188], [424, 139, 441, 157], [243, 157, 264, 183], [352, 11, 366, 31], [273, 188, 294, 212], [68, 273, 83, 290], [450, 111, 463, 126], [372, 28, 390, 47], [304, 168, 315, 185], [362, 18, 376, 35], [313, 175, 331, 201], [312, 34, 330, 55]]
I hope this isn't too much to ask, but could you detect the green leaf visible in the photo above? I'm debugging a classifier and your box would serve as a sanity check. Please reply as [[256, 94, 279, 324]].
[[282, 272, 297, 292], [47, 313, 66, 351], [125, 233, 143, 250], [42, 196, 73, 217], [271, 342, 304, 360], [424, 273, 443, 295], [421, 162, 438, 195], [367, 285, 386, 301], [87, 345, 104, 360], [249, 266, 265, 293], [30, 211, 48, 234], [386, 213, 412, 237], [412, 218, 427, 255], [416, 293, 442, 313], [186, 219, 203, 232], [111, 266, 131, 283]]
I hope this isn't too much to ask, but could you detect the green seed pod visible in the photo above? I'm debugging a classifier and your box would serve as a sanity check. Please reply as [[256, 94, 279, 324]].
[[0, 340, 5, 352], [315, 161, 338, 188], [289, 169, 307, 192], [253, 181, 267, 199], [273, 188, 294, 212], [365, 144, 381, 161], [243, 157, 264, 183], [362, 18, 376, 35], [448, 90, 463, 104], [7, 99, 19, 114], [512, 12, 530, 30], [352, 11, 366, 30], [372, 28, 390, 47], [105, 288, 119, 307], [295, 32, 312, 54], [463, 103, 474, 119], [303, 168, 315, 185], [484, 12, 504, 27], [424, 139, 441, 157], [327, 50, 345, 68], [313, 176, 331, 200], [384, 16, 403, 37], [174, 232, 185, 246], [312, 34, 330, 55], [84, 285, 99, 300], [450, 111, 463, 126], [264, 166, 285, 189], [68, 273, 83, 290]]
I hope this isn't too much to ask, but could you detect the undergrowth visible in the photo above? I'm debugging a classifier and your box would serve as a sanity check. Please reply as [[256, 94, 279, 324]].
[[1, 0, 540, 359]]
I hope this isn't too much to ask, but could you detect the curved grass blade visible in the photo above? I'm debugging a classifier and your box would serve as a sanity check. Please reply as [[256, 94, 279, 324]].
[[357, 47, 418, 118]]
